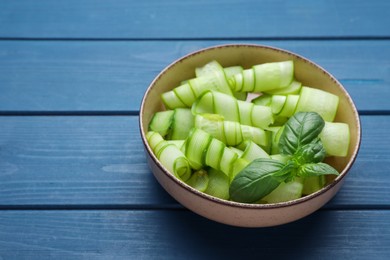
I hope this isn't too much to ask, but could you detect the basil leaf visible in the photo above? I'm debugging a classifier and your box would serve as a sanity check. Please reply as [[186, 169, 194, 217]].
[[293, 139, 326, 165], [297, 162, 339, 177], [229, 158, 292, 203], [279, 112, 325, 155]]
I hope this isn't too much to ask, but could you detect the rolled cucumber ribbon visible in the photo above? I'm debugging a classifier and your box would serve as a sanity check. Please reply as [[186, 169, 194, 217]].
[[230, 60, 294, 93], [192, 91, 274, 129], [146, 131, 192, 181]]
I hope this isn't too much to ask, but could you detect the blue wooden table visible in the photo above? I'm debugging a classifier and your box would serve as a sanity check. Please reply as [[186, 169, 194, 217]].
[[0, 1, 389, 258]]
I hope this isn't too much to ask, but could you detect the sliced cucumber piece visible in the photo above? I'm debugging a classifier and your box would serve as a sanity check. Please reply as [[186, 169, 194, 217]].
[[161, 91, 187, 110], [205, 138, 225, 170], [238, 140, 270, 162], [204, 168, 230, 200], [295, 86, 339, 122], [194, 114, 226, 143], [261, 178, 303, 203], [252, 60, 294, 92], [219, 147, 239, 178], [147, 131, 192, 181], [278, 94, 299, 117], [186, 169, 209, 192], [169, 108, 194, 140], [252, 94, 272, 106], [271, 95, 287, 114], [319, 121, 350, 157], [302, 176, 326, 195], [251, 105, 274, 129], [173, 83, 196, 107], [193, 91, 273, 129], [185, 128, 212, 170], [264, 80, 302, 95], [148, 110, 174, 137]]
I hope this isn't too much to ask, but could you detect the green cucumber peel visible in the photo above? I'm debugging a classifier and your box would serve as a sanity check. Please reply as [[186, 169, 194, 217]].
[[230, 112, 339, 203]]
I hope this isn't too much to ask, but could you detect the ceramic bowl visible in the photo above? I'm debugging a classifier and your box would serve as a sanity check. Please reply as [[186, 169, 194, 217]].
[[139, 44, 361, 227]]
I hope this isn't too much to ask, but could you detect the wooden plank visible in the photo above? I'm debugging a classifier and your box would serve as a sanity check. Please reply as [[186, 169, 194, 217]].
[[0, 115, 388, 208], [0, 1, 389, 39], [0, 40, 389, 112], [0, 209, 389, 259]]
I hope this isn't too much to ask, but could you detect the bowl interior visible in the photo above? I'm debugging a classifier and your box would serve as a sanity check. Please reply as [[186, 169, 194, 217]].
[[140, 44, 361, 206]]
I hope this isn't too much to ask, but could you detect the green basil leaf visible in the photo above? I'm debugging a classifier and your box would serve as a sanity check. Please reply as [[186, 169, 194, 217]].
[[293, 139, 326, 165], [279, 112, 325, 155], [229, 158, 291, 203], [297, 162, 339, 177]]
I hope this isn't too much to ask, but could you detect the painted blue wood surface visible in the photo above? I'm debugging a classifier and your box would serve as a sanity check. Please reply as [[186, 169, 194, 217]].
[[0, 0, 389, 39], [0, 210, 389, 259], [0, 0, 389, 258], [0, 115, 388, 208], [0, 40, 389, 112]]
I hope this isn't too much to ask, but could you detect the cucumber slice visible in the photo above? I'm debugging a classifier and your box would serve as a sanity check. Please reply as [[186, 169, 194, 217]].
[[223, 120, 243, 146], [233, 91, 248, 101], [270, 154, 291, 164], [194, 114, 226, 143], [193, 91, 273, 128], [159, 144, 192, 181], [267, 126, 284, 155], [271, 95, 287, 114], [186, 169, 209, 192], [166, 140, 185, 149], [319, 121, 350, 157], [302, 176, 326, 195], [213, 91, 240, 122], [261, 178, 303, 203], [229, 146, 245, 157], [231, 158, 250, 183], [264, 80, 302, 95], [185, 128, 212, 170], [147, 131, 192, 181], [241, 69, 255, 92], [173, 83, 196, 107], [219, 147, 239, 178], [241, 125, 269, 148], [191, 61, 233, 96], [146, 131, 165, 154], [192, 91, 215, 115], [278, 94, 299, 117], [195, 114, 268, 147], [224, 66, 243, 78], [195, 60, 223, 77], [251, 105, 274, 129], [252, 94, 272, 106], [252, 60, 294, 92], [148, 110, 174, 137], [239, 140, 270, 162], [237, 100, 254, 126], [204, 168, 230, 200], [205, 138, 225, 170], [295, 86, 339, 122], [169, 108, 194, 140], [161, 91, 187, 110], [230, 73, 244, 92]]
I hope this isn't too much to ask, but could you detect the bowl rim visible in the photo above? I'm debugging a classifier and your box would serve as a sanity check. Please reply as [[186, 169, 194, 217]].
[[139, 43, 362, 210]]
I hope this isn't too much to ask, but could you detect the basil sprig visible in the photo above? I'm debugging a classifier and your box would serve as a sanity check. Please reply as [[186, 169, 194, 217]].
[[229, 112, 339, 203]]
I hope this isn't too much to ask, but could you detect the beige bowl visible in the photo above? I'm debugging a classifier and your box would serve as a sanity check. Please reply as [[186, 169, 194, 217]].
[[139, 44, 361, 227]]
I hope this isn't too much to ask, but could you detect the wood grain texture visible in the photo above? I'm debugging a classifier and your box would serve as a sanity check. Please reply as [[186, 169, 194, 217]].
[[0, 115, 388, 208], [0, 0, 389, 39], [0, 40, 389, 112], [0, 210, 389, 259]]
